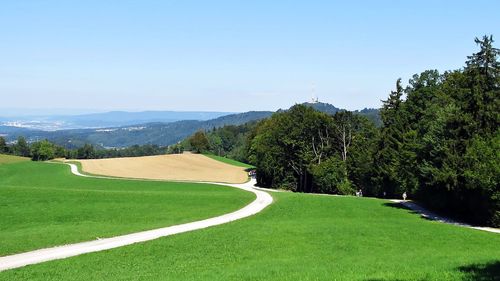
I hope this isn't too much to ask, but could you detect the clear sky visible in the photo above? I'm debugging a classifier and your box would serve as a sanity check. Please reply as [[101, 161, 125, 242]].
[[0, 0, 499, 113]]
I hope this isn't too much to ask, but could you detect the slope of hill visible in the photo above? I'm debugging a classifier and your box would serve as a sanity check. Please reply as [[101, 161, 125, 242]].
[[302, 102, 342, 114], [0, 154, 30, 165], [303, 102, 382, 126], [0, 160, 253, 256], [57, 110, 235, 128], [0, 126, 36, 134], [4, 191, 498, 280], [1, 111, 273, 148], [355, 107, 382, 126], [0, 104, 379, 148], [0, 110, 234, 131]]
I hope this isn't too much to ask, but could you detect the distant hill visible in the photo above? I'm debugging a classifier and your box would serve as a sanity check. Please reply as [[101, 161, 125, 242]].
[[0, 111, 273, 148], [302, 102, 381, 126], [302, 102, 342, 114], [0, 104, 380, 148], [81, 111, 274, 148], [354, 108, 382, 127], [0, 110, 234, 130], [0, 126, 34, 134], [56, 111, 235, 128], [0, 126, 39, 140]]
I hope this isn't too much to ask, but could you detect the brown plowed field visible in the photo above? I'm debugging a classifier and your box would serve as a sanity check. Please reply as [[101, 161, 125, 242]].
[[77, 154, 248, 183]]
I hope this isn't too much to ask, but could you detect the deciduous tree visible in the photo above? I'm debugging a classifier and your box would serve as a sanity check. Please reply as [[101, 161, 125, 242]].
[[189, 131, 210, 153]]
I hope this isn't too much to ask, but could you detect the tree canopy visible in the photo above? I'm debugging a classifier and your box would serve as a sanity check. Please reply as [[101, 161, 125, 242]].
[[210, 35, 499, 227]]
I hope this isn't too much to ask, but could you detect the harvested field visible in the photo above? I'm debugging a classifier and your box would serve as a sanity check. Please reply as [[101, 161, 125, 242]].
[[77, 154, 249, 183]]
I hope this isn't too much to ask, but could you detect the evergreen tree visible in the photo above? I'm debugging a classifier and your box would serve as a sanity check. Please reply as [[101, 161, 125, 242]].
[[371, 79, 406, 197], [463, 35, 500, 134], [370, 35, 500, 226]]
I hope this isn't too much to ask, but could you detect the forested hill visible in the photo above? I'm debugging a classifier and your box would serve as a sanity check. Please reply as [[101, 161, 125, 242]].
[[0, 111, 274, 148], [54, 110, 235, 128], [1, 104, 379, 148], [303, 102, 382, 126], [0, 110, 234, 130]]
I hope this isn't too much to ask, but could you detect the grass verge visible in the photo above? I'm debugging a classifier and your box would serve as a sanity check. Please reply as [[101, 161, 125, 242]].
[[203, 154, 255, 169]]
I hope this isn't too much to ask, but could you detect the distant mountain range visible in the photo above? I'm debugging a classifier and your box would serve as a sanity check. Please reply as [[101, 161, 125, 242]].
[[0, 103, 380, 148], [0, 111, 234, 130], [0, 111, 274, 148]]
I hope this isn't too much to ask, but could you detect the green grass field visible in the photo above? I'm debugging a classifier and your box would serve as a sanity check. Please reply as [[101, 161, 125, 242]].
[[0, 154, 29, 165], [3, 192, 499, 280], [0, 159, 255, 256], [204, 154, 255, 169]]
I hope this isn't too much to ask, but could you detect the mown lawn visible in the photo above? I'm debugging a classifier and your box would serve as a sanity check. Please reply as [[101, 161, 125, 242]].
[[204, 154, 255, 169], [3, 191, 499, 280], [0, 160, 255, 256]]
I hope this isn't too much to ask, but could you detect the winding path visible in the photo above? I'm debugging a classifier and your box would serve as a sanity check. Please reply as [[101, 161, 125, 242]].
[[0, 163, 273, 272]]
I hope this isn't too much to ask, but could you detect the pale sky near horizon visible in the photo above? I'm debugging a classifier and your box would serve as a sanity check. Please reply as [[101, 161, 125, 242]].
[[0, 0, 499, 114]]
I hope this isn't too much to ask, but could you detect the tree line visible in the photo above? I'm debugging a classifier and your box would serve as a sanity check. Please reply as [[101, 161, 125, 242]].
[[181, 122, 259, 162], [0, 136, 167, 160], [182, 36, 499, 227]]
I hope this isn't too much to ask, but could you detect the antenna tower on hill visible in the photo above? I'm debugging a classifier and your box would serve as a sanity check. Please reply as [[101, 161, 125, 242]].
[[311, 83, 319, 103]]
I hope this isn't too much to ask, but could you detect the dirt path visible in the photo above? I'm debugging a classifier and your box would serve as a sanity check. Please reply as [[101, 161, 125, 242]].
[[0, 163, 273, 272], [390, 199, 500, 234]]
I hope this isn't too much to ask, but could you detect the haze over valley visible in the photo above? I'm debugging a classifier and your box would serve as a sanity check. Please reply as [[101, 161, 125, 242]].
[[0, 102, 380, 148]]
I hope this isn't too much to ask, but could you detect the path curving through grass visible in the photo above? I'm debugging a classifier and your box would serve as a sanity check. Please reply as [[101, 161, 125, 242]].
[[0, 162, 272, 272]]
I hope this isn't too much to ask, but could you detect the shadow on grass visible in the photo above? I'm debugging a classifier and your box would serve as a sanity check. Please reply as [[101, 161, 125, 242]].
[[383, 202, 412, 211], [382, 202, 430, 219], [364, 279, 405, 281], [364, 262, 500, 281], [382, 202, 453, 223], [458, 261, 500, 281]]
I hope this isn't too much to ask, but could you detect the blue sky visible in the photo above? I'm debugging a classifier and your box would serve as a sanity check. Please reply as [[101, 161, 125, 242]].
[[0, 0, 498, 113]]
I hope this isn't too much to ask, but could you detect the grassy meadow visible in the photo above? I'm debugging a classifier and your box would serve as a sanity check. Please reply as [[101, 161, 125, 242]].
[[0, 158, 255, 256], [204, 154, 255, 169], [3, 191, 499, 280], [0, 154, 29, 165]]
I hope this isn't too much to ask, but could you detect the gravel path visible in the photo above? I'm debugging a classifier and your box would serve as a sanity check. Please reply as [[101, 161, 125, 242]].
[[390, 199, 500, 234], [0, 163, 273, 272]]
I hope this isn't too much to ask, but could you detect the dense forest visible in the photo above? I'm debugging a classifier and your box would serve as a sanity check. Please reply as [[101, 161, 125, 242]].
[[184, 36, 499, 227], [182, 104, 381, 162]]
